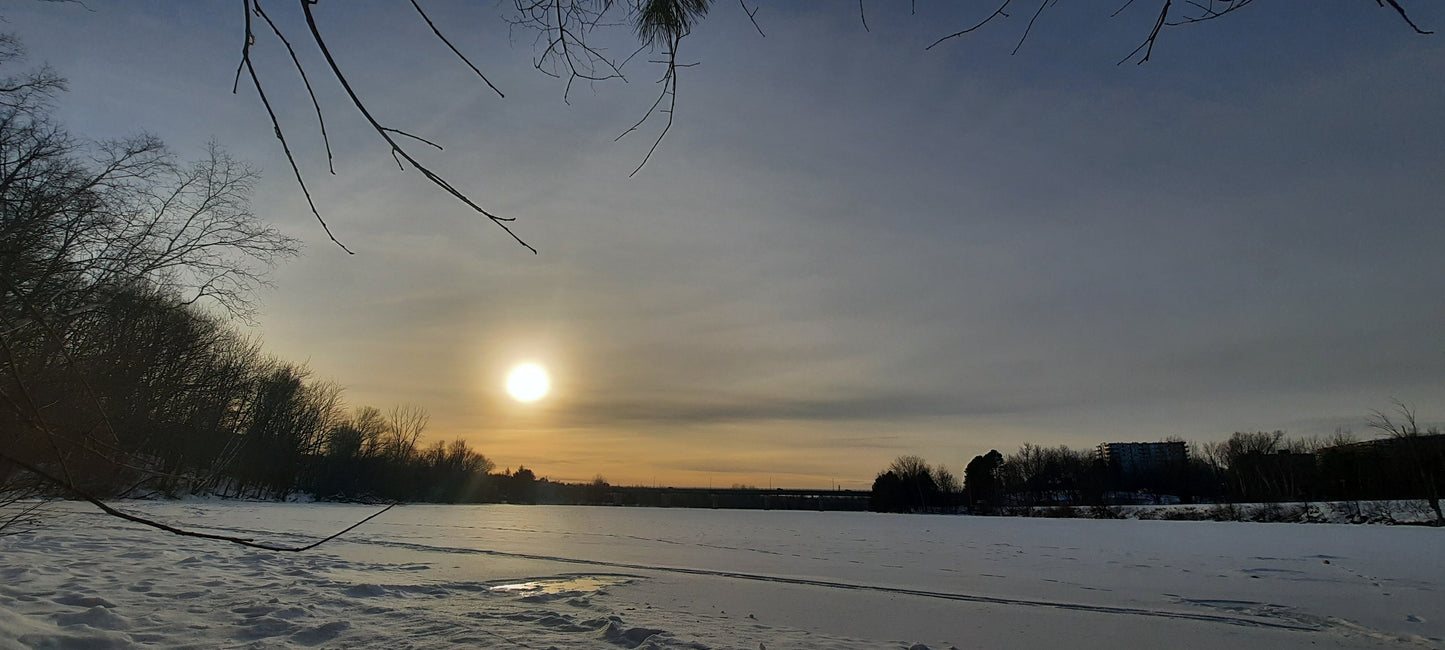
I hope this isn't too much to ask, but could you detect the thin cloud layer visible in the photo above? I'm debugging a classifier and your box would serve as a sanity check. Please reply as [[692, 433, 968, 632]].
[[9, 1, 1443, 487]]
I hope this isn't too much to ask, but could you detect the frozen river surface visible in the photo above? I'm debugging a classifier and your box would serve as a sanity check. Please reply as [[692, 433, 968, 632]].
[[1, 502, 1441, 648]]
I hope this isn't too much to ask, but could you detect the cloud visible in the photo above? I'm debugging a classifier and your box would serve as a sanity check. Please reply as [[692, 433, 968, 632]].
[[11, 2, 1445, 486], [559, 390, 1026, 428]]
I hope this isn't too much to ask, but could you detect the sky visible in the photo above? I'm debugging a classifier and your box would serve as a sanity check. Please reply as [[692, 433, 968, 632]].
[[8, 1, 1444, 489]]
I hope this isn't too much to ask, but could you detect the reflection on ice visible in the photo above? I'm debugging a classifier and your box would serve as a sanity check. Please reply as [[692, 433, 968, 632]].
[[488, 574, 634, 595]]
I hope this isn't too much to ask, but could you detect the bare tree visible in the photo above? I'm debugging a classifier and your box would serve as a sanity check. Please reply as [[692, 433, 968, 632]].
[[0, 42, 388, 547], [872, 454, 946, 512], [382, 403, 430, 462], [1368, 401, 1444, 525], [1327, 427, 1358, 448], [933, 465, 959, 495], [1207, 431, 1286, 500], [887, 454, 932, 483], [330, 405, 388, 459]]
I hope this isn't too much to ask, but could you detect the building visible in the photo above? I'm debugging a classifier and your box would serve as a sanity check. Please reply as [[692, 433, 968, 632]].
[[1097, 441, 1187, 478]]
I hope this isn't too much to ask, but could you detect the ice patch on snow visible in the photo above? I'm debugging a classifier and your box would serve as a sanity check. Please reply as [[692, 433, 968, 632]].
[[489, 574, 635, 595]]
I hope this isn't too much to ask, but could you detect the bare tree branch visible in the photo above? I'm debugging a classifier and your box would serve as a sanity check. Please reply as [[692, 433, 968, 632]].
[[252, 0, 334, 175], [926, 0, 1012, 51], [409, 0, 507, 98], [1119, 0, 1171, 65], [617, 35, 680, 177], [381, 127, 445, 151], [1165, 0, 1254, 27], [506, 0, 628, 105], [614, 0, 712, 176], [930, 0, 1429, 65], [236, 0, 353, 254], [1, 448, 395, 552], [1012, 0, 1051, 56], [1379, 0, 1434, 34], [297, 0, 535, 253], [738, 0, 764, 38], [215, 0, 1432, 247]]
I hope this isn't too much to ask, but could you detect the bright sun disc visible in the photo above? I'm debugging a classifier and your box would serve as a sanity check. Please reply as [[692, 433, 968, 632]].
[[506, 363, 550, 402]]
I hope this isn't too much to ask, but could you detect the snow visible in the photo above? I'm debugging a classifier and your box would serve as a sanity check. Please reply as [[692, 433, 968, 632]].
[[1, 502, 1441, 648]]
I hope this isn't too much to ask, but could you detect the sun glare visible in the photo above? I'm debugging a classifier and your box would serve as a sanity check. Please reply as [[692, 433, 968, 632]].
[[506, 363, 550, 402]]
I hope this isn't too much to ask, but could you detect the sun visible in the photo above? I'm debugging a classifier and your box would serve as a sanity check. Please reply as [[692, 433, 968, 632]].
[[506, 363, 550, 402]]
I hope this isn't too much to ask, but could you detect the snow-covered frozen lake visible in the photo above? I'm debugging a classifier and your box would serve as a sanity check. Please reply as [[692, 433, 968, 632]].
[[2, 502, 1440, 648]]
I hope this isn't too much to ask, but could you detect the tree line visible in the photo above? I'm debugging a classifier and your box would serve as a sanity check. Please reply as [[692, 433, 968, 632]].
[[871, 411, 1444, 525]]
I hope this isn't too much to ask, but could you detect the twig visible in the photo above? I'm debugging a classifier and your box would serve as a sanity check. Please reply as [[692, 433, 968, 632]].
[[1012, 0, 1051, 55], [927, 0, 1012, 50], [739, 0, 765, 37], [617, 34, 680, 178], [1165, 0, 1252, 27], [381, 127, 445, 151], [253, 0, 335, 175], [410, 0, 507, 97], [237, 0, 354, 253], [2, 448, 396, 551], [1379, 0, 1434, 34], [298, 0, 534, 253], [0, 499, 50, 537], [1118, 0, 1170, 65]]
